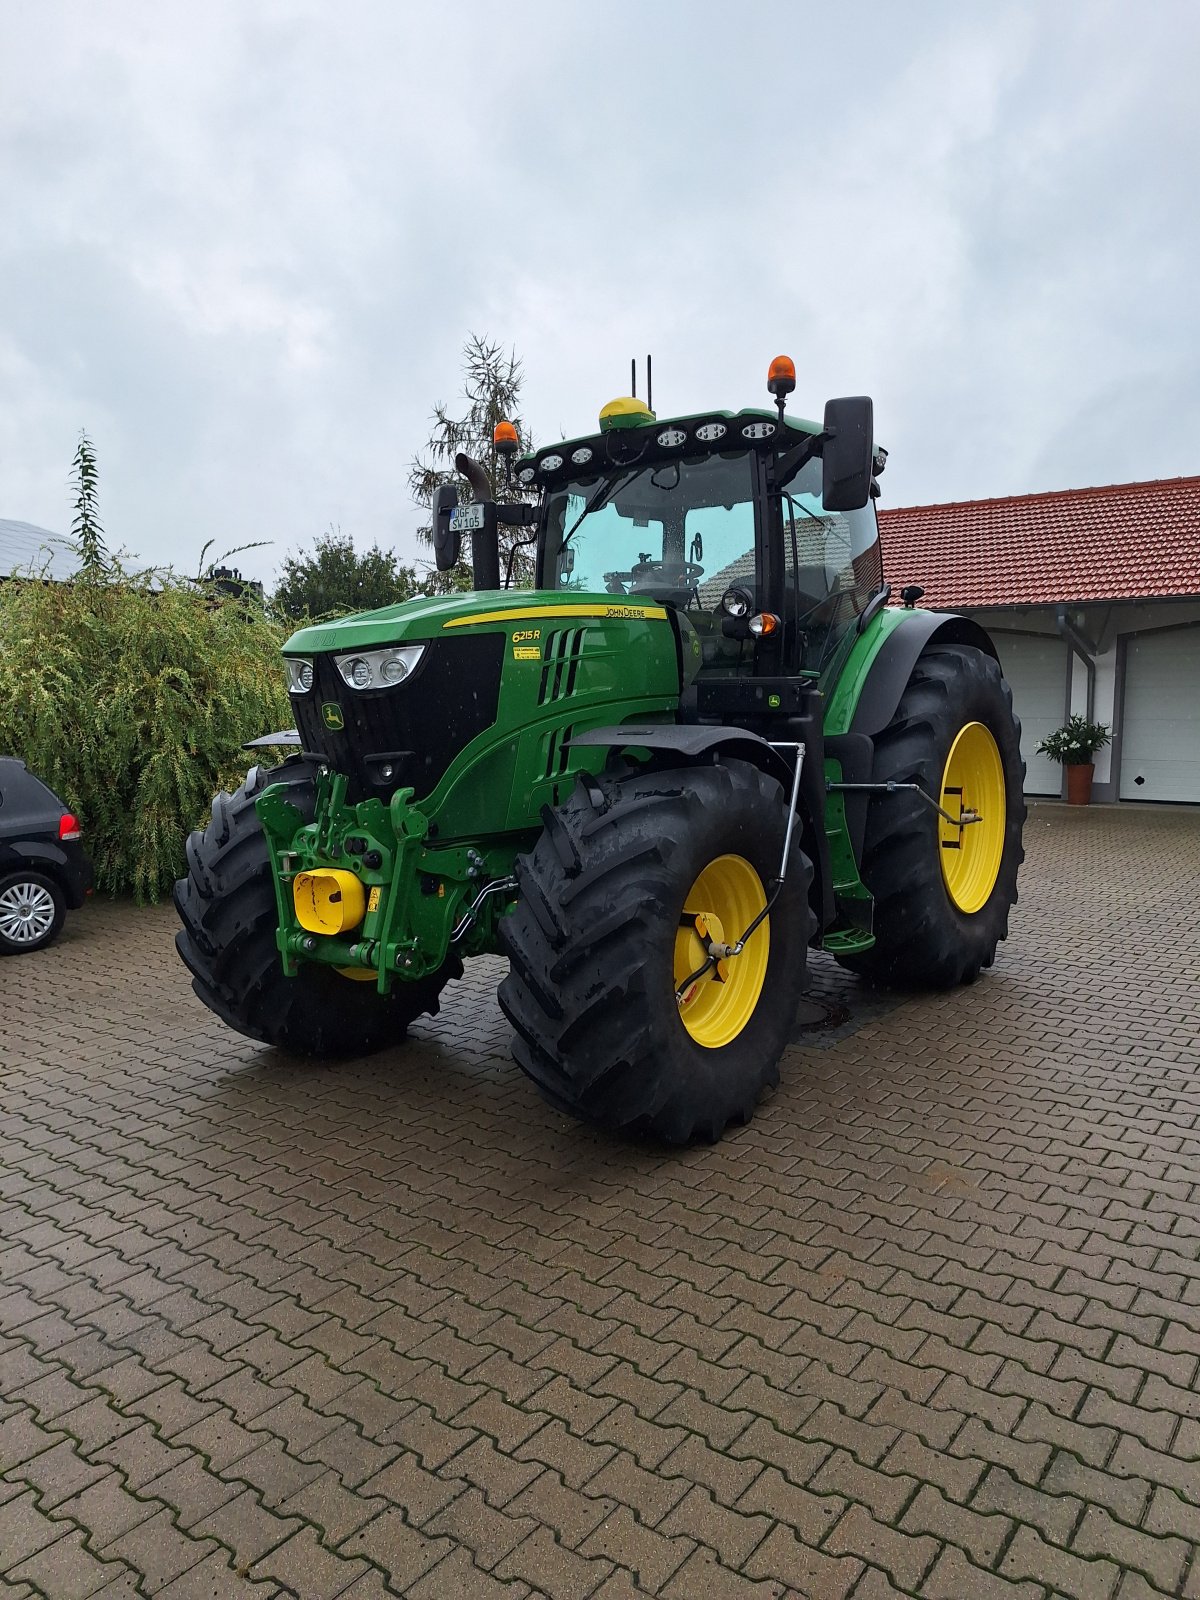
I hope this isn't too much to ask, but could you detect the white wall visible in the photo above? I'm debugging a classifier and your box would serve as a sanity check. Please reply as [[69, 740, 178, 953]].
[[964, 598, 1200, 801]]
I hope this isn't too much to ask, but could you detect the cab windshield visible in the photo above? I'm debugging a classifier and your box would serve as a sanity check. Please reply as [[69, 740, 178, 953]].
[[541, 447, 881, 675], [544, 452, 758, 613]]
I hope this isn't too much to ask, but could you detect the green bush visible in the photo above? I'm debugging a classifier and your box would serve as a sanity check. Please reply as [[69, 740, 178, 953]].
[[0, 565, 290, 901]]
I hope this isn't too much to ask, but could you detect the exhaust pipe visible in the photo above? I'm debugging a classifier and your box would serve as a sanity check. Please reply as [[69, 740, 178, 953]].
[[455, 452, 501, 591], [455, 451, 493, 503]]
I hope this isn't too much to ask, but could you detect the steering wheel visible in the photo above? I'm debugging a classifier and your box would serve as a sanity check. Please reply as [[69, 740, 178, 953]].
[[629, 558, 705, 589]]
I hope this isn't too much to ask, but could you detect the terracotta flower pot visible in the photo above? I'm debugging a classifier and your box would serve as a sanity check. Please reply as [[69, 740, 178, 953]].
[[1065, 763, 1094, 805]]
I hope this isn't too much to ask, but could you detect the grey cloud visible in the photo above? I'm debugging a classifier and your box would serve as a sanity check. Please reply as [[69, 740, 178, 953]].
[[1, 1, 1197, 583]]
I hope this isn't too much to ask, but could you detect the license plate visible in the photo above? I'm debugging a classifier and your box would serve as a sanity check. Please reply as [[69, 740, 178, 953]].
[[450, 504, 485, 533]]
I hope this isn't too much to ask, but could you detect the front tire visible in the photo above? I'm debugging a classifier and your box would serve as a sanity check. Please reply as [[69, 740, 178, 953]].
[[174, 760, 461, 1056], [837, 643, 1025, 988], [499, 759, 814, 1144]]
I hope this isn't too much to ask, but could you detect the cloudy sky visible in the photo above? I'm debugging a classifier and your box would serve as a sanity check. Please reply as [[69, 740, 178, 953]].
[[2, 1, 1198, 586]]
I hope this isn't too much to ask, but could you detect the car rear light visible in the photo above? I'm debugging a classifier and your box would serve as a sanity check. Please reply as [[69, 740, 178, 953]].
[[58, 813, 82, 841]]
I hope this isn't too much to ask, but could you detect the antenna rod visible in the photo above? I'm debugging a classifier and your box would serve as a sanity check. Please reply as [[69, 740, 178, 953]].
[[630, 357, 636, 399], [647, 354, 652, 413]]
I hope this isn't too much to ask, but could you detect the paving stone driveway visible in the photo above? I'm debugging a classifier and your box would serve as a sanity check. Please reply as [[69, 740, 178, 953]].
[[2, 803, 1198, 1599]]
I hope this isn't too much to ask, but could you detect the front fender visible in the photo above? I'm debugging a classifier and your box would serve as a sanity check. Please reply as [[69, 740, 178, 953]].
[[568, 722, 797, 789]]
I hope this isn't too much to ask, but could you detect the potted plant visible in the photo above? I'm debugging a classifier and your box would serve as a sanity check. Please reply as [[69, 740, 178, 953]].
[[1036, 715, 1112, 805]]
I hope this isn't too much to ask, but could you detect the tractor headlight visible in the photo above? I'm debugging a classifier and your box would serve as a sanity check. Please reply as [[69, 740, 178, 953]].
[[334, 644, 425, 691], [286, 657, 314, 694]]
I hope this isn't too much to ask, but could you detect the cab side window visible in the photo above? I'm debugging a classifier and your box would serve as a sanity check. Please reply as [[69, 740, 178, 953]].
[[779, 457, 883, 671]]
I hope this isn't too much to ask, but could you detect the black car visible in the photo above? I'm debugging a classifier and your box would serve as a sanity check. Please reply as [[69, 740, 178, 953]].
[[0, 758, 93, 954]]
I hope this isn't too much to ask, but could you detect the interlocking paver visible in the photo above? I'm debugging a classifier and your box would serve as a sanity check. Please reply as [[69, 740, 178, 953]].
[[0, 1488, 74, 1567], [900, 1481, 1011, 1566], [578, 1504, 693, 1592], [1071, 1505, 1190, 1596], [99, 1506, 219, 1591], [5, 805, 1200, 1597], [425, 1484, 538, 1570], [7, 1529, 137, 1600], [191, 1486, 303, 1566], [658, 1483, 771, 1568], [825, 1502, 939, 1591], [156, 1549, 279, 1598], [663, 1545, 786, 1598], [584, 1449, 690, 1529], [55, 1471, 161, 1543], [744, 1521, 864, 1596], [249, 1525, 369, 1597], [1000, 1522, 1122, 1599], [972, 1463, 1082, 1545], [494, 1523, 614, 1599], [406, 1544, 532, 1598], [920, 1544, 1046, 1599]]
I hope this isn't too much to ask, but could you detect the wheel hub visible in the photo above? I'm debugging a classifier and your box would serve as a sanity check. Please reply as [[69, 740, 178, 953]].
[[673, 855, 770, 1048], [0, 881, 56, 945], [939, 721, 1006, 914]]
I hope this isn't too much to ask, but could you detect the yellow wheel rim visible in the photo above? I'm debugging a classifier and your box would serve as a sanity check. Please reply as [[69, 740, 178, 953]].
[[939, 721, 1006, 914], [674, 854, 769, 1049]]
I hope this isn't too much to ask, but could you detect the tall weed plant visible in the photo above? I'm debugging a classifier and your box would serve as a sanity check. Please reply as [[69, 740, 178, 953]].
[[0, 563, 290, 900]]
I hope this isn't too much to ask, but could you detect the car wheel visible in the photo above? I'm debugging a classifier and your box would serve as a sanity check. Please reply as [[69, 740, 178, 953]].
[[0, 870, 66, 954]]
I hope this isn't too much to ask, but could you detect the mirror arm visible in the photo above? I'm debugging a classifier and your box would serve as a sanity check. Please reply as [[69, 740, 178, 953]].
[[772, 431, 825, 488], [497, 503, 537, 527]]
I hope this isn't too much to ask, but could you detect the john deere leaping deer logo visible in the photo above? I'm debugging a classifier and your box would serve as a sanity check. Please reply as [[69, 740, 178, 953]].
[[321, 702, 344, 731]]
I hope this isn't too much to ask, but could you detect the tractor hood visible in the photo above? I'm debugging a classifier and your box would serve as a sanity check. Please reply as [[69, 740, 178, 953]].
[[283, 589, 670, 656]]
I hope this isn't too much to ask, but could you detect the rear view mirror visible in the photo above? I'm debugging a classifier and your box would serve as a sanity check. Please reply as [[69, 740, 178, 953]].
[[432, 483, 461, 571], [822, 396, 874, 512]]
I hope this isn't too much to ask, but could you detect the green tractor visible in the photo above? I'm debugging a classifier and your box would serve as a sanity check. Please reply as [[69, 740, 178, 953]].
[[175, 356, 1025, 1143]]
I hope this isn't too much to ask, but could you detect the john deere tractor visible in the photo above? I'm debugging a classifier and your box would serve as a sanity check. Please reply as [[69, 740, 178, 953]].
[[175, 357, 1025, 1143]]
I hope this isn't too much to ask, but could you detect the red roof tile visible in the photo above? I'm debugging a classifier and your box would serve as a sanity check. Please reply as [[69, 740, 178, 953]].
[[877, 475, 1200, 610]]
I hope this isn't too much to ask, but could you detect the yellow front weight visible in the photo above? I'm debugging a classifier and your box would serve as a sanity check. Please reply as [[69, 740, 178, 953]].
[[293, 869, 366, 936]]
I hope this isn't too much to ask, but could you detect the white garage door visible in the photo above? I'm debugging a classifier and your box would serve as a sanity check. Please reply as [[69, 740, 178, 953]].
[[992, 633, 1069, 795], [1120, 628, 1200, 803]]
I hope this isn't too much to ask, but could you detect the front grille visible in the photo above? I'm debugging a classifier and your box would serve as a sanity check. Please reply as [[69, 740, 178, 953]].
[[291, 633, 505, 801]]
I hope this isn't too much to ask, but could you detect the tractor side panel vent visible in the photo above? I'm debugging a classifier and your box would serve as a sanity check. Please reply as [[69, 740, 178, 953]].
[[538, 628, 588, 705], [543, 725, 576, 780]]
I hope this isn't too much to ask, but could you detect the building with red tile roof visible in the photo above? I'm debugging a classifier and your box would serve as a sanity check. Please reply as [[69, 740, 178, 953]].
[[877, 477, 1200, 805], [877, 476, 1200, 611]]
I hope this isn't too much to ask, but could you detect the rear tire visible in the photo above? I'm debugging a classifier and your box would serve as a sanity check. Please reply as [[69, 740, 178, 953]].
[[174, 759, 461, 1056], [836, 643, 1025, 988], [0, 869, 66, 954], [499, 759, 814, 1144]]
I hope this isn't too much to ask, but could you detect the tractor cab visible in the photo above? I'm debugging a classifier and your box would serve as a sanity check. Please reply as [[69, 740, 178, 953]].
[[534, 410, 885, 683], [433, 366, 884, 691]]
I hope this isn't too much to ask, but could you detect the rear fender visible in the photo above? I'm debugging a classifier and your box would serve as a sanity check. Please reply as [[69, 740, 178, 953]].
[[3, 839, 70, 873], [828, 609, 999, 740], [242, 730, 303, 751], [820, 609, 999, 923], [0, 839, 89, 908]]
